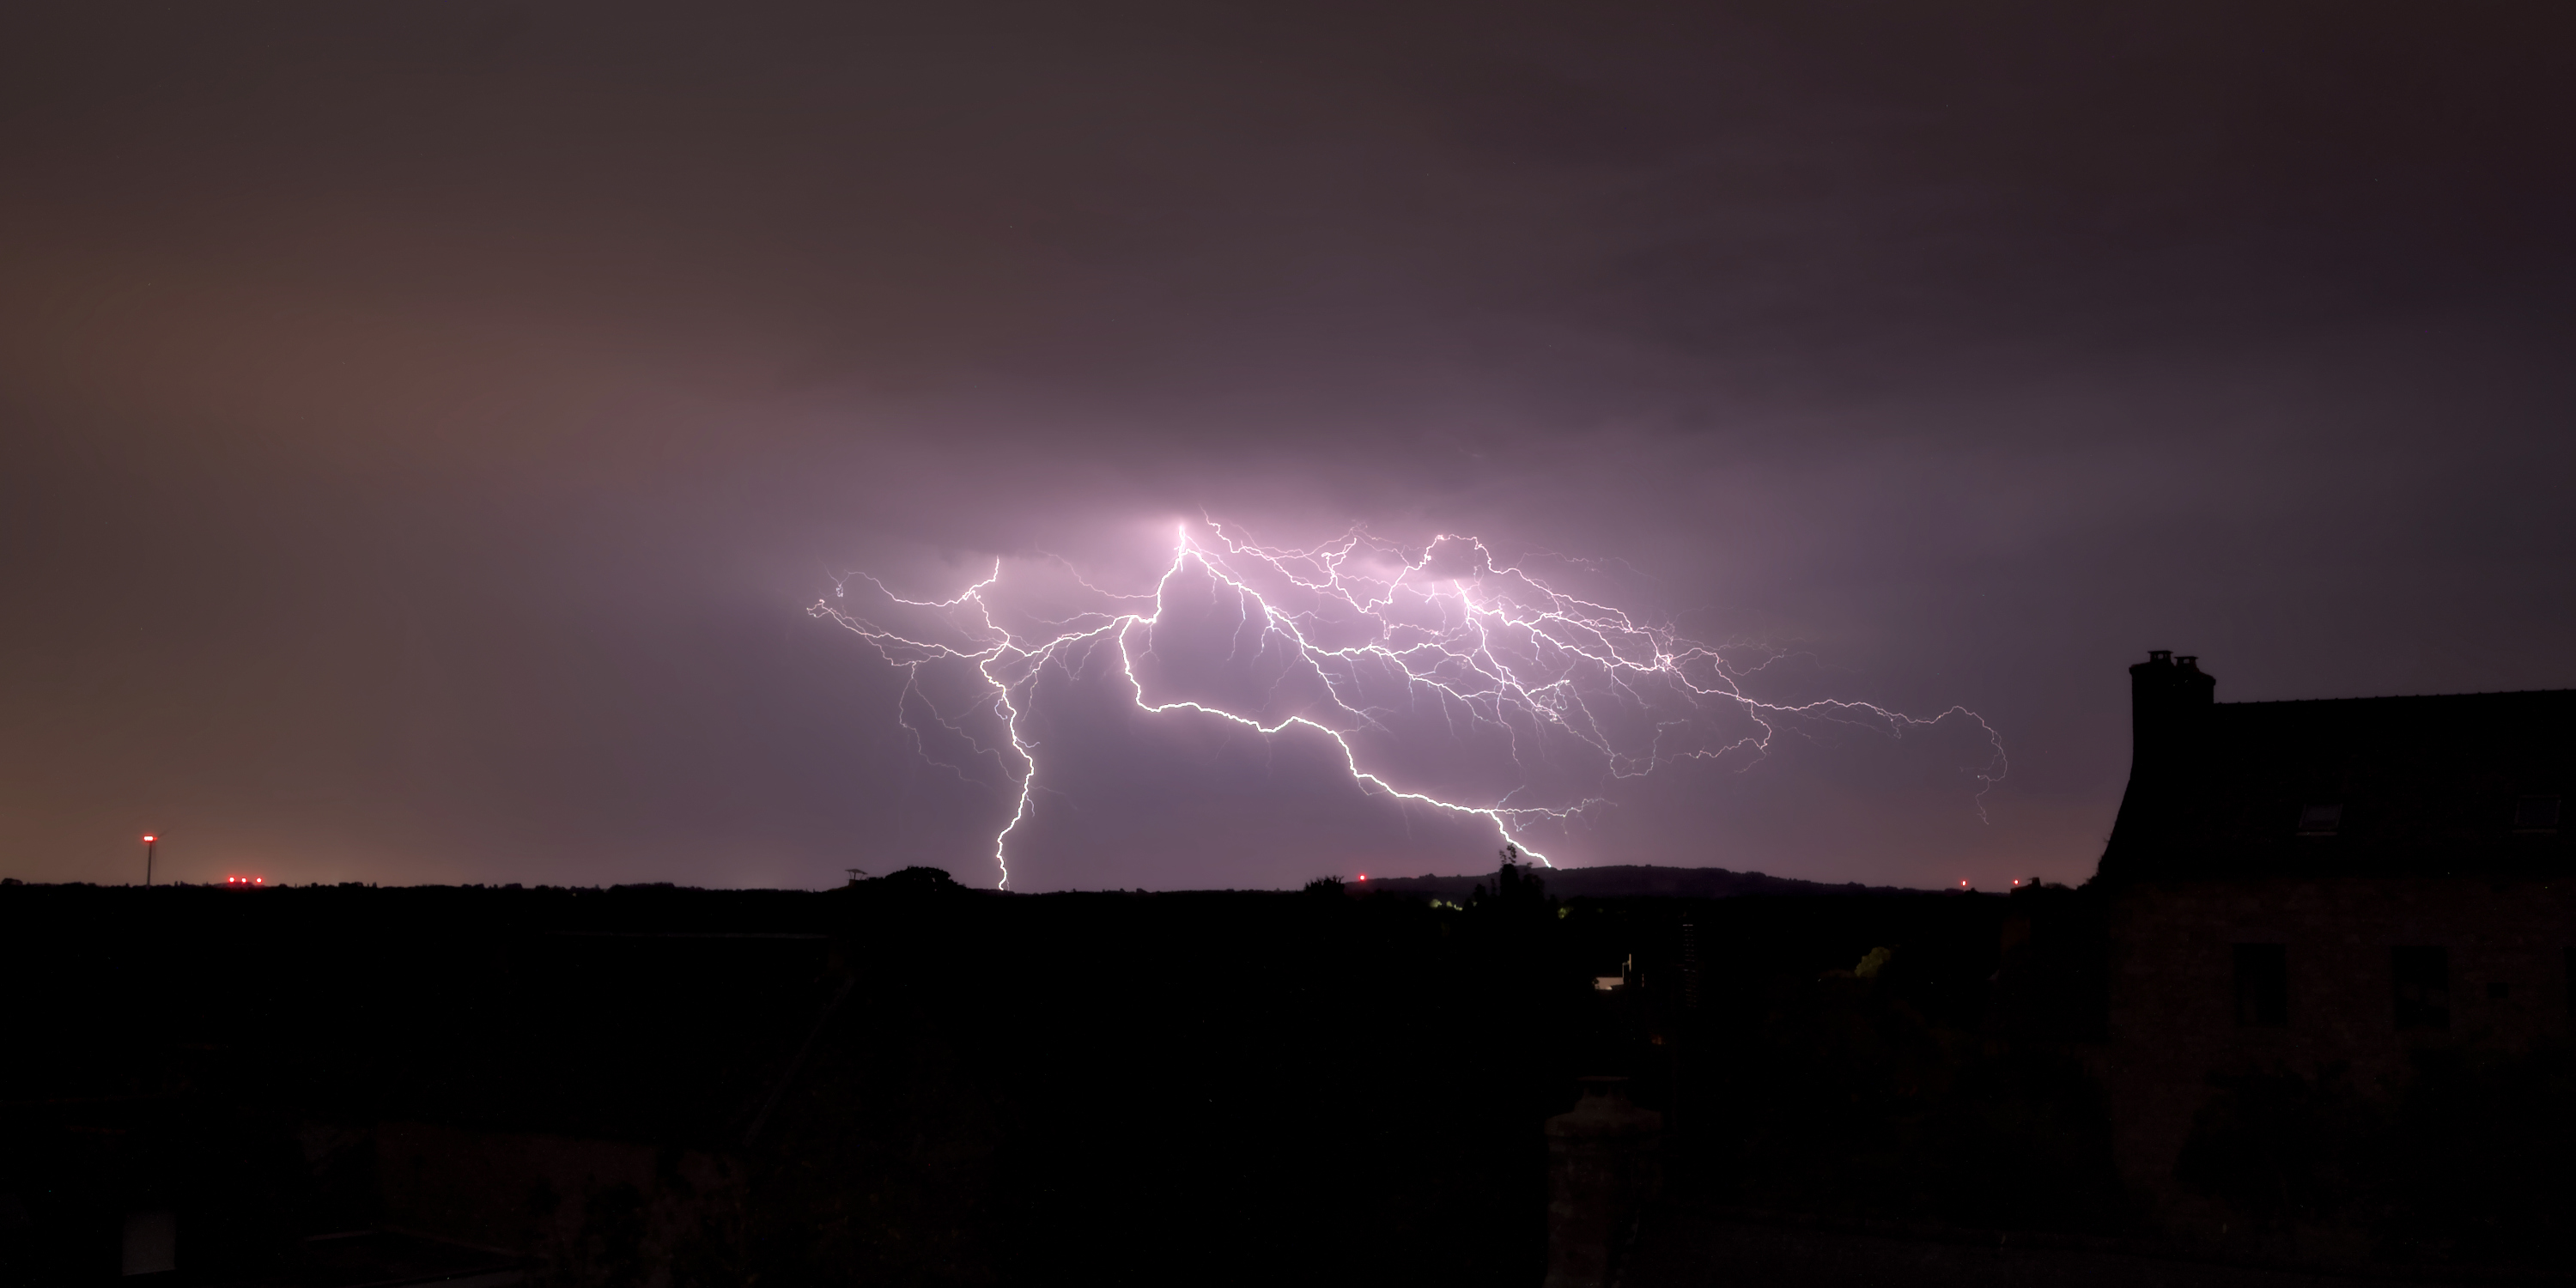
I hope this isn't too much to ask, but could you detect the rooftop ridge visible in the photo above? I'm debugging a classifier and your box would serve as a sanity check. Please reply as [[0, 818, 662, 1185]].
[[2218, 687, 2576, 708]]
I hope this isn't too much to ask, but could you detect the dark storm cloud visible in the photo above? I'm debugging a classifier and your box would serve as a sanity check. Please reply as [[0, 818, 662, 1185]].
[[4, 2, 2573, 888]]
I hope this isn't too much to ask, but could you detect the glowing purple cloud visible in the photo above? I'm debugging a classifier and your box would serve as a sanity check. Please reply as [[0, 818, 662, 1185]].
[[812, 520, 2006, 889]]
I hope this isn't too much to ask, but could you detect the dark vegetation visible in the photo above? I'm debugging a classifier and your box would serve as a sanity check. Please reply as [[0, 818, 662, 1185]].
[[9, 866, 2561, 1285]]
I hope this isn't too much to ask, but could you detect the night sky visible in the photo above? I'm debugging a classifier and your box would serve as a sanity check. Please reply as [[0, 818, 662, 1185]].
[[6, 2, 2573, 891]]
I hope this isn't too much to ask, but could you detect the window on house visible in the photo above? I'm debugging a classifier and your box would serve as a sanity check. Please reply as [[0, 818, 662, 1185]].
[[2298, 804, 2343, 835], [2516, 794, 2561, 832], [2394, 946, 2450, 1030], [2234, 944, 2288, 1027]]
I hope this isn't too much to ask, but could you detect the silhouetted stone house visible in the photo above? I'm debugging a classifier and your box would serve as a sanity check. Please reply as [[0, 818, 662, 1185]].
[[2093, 652, 2576, 1218]]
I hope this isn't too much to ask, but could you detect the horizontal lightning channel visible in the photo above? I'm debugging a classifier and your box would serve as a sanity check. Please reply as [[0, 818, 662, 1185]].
[[811, 520, 2006, 890]]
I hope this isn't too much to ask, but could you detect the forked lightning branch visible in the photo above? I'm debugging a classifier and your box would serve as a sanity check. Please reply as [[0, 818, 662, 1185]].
[[813, 520, 2004, 888]]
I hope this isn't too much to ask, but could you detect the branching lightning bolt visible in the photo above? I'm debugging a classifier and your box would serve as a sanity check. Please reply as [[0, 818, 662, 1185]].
[[812, 520, 2007, 890]]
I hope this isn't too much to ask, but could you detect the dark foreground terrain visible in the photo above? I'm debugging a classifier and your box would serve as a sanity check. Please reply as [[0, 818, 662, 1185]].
[[3, 868, 2564, 1285]]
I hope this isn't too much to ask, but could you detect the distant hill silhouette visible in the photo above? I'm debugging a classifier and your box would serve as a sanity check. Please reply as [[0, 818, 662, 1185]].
[[1363, 865, 1925, 901]]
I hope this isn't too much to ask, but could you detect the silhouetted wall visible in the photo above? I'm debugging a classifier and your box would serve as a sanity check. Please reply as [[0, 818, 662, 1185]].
[[2102, 875, 2576, 1225]]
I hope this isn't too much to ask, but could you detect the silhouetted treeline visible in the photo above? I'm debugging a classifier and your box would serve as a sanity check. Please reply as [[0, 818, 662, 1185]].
[[6, 873, 2567, 1285]]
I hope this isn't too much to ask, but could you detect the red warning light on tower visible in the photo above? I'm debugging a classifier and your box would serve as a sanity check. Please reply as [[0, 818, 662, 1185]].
[[225, 875, 265, 888]]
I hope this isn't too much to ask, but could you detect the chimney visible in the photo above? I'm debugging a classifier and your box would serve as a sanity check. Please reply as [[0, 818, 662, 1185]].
[[2127, 651, 2215, 788]]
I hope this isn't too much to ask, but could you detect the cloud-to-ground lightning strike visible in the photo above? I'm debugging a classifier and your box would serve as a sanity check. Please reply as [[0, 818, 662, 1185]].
[[813, 521, 2007, 890]]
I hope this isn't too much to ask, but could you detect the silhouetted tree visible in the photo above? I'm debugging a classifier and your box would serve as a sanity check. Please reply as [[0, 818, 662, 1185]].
[[1473, 844, 1551, 910]]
